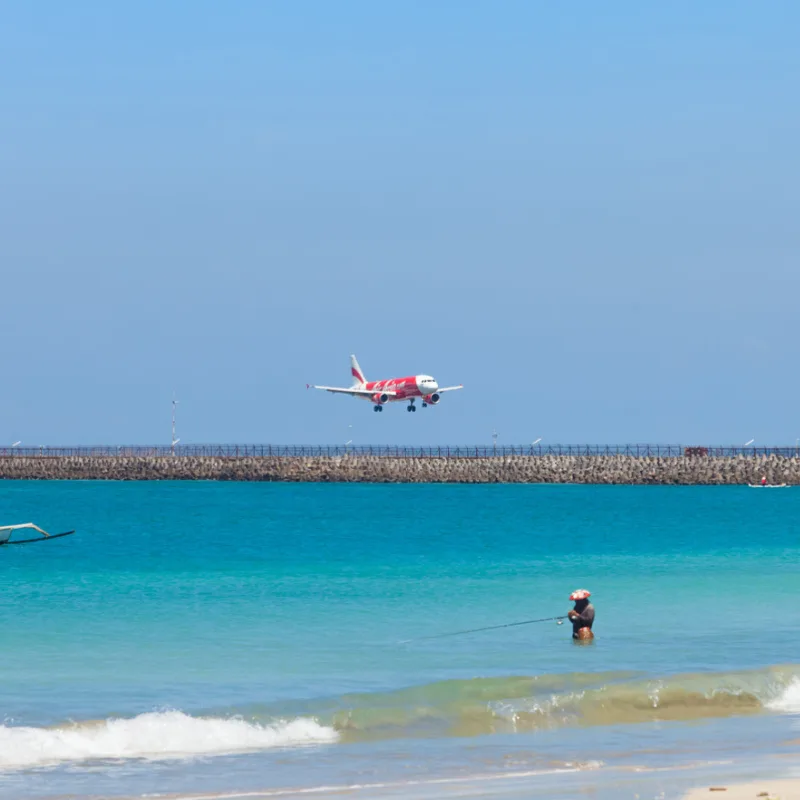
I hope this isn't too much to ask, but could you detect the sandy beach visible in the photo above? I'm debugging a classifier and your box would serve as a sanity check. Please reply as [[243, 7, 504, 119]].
[[684, 779, 800, 800]]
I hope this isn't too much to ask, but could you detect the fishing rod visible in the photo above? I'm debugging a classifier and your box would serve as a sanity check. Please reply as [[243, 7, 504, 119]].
[[400, 615, 567, 644]]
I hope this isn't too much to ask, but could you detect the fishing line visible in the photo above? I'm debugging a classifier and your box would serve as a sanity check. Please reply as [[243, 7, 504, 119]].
[[399, 615, 566, 644]]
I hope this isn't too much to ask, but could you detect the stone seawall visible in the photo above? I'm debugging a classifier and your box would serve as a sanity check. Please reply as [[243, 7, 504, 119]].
[[0, 455, 796, 484]]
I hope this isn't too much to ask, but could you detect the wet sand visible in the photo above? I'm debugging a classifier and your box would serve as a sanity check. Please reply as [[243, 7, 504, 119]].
[[684, 778, 800, 800]]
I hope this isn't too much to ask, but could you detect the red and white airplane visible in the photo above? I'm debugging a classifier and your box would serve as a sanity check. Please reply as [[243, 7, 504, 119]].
[[308, 355, 463, 412]]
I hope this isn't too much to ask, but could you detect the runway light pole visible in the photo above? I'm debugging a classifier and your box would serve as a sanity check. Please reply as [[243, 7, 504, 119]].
[[345, 424, 353, 454], [171, 395, 180, 454]]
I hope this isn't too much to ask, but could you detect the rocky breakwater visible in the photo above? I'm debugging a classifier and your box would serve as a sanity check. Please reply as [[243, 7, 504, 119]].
[[0, 454, 799, 484]]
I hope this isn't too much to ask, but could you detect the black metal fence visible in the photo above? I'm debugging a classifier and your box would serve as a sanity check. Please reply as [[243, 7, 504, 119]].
[[0, 444, 798, 458]]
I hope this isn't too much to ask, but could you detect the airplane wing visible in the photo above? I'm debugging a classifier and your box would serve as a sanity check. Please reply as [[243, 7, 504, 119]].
[[307, 385, 397, 397], [436, 385, 463, 392]]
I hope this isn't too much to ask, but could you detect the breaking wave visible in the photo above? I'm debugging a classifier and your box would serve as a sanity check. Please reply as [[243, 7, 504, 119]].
[[0, 711, 337, 770], [767, 677, 800, 714], [2, 667, 798, 770], [311, 665, 800, 742]]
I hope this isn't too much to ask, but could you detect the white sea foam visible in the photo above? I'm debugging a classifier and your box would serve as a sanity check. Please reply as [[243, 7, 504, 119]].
[[767, 677, 800, 714], [0, 711, 338, 770]]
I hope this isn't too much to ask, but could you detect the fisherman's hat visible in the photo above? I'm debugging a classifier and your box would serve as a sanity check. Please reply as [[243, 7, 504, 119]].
[[569, 589, 591, 600]]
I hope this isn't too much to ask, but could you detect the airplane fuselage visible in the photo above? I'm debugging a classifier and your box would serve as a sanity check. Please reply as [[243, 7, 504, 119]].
[[362, 374, 439, 403]]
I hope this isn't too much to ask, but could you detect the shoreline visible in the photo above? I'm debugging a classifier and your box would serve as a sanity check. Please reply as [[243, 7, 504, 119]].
[[0, 453, 798, 483]]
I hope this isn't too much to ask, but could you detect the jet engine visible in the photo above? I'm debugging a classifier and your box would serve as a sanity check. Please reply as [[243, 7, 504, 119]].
[[423, 393, 441, 406], [372, 393, 390, 405]]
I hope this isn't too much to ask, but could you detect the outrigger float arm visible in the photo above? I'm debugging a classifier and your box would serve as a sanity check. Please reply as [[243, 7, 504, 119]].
[[0, 523, 75, 545]]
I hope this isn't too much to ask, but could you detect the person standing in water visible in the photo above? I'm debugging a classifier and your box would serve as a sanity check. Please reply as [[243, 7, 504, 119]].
[[568, 589, 595, 640]]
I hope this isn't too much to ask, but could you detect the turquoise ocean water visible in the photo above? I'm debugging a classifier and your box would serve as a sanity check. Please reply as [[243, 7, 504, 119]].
[[1, 481, 799, 799]]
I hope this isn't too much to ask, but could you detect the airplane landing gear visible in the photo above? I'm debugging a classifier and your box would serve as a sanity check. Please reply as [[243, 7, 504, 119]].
[[407, 400, 416, 412], [373, 405, 383, 412], [422, 402, 428, 408]]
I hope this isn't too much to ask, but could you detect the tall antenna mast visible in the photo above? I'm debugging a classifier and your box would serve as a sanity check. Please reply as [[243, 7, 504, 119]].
[[171, 394, 180, 453]]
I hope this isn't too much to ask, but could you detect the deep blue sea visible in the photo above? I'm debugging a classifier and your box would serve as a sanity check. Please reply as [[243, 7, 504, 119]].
[[1, 482, 799, 799]]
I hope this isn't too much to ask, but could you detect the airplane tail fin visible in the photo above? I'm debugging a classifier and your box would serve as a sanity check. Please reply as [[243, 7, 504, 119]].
[[350, 354, 366, 387]]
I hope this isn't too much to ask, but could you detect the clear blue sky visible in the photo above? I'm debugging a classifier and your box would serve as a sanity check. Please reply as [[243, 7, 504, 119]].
[[2, 1, 799, 446]]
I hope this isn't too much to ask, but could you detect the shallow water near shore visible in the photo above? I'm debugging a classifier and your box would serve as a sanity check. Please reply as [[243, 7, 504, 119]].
[[0, 482, 798, 798]]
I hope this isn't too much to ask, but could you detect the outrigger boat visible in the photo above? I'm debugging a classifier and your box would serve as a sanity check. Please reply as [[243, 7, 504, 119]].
[[747, 483, 789, 488], [0, 523, 75, 546]]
